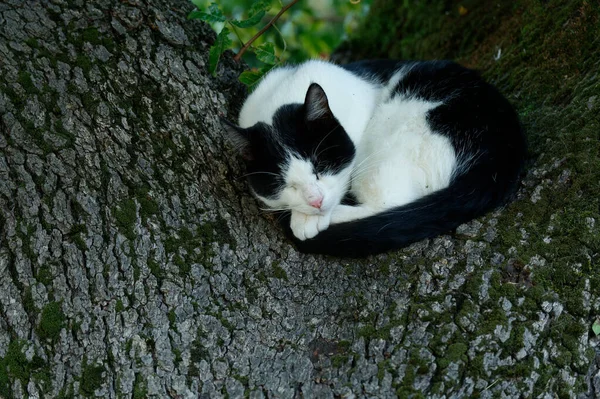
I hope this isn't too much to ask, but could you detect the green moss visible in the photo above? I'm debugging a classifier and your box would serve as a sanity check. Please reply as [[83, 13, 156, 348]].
[[135, 186, 159, 220], [378, 259, 391, 275], [190, 330, 210, 362], [337, 340, 351, 350], [174, 254, 191, 276], [168, 309, 176, 326], [56, 383, 75, 399], [23, 287, 36, 314], [162, 220, 235, 274], [196, 222, 215, 243], [187, 363, 200, 386], [75, 54, 92, 74], [25, 37, 39, 49], [218, 314, 234, 332], [114, 199, 137, 240], [504, 324, 526, 354], [196, 218, 236, 251], [80, 358, 104, 396], [67, 224, 88, 251], [179, 227, 193, 242], [377, 360, 389, 382], [164, 235, 179, 254], [438, 343, 468, 369], [52, 120, 75, 147], [357, 324, 377, 339], [18, 71, 38, 94], [256, 271, 267, 283], [479, 307, 509, 335], [331, 353, 350, 368], [173, 348, 183, 367], [73, 235, 87, 251], [234, 374, 249, 387], [23, 120, 52, 155], [271, 261, 288, 280], [36, 264, 54, 285], [115, 299, 125, 312], [0, 340, 52, 397], [38, 301, 65, 341], [81, 27, 101, 44], [132, 373, 147, 398], [147, 259, 163, 281]]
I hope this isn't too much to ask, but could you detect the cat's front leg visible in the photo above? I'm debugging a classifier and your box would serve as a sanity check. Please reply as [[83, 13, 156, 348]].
[[290, 210, 331, 241]]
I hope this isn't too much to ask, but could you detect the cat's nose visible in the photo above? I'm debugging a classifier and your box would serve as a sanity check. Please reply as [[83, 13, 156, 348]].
[[309, 197, 323, 209]]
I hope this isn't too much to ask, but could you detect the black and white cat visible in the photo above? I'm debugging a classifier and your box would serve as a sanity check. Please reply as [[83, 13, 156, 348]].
[[222, 59, 526, 257]]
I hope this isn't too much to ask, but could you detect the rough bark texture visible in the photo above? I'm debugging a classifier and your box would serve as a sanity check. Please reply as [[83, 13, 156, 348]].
[[0, 0, 598, 399], [338, 0, 600, 398]]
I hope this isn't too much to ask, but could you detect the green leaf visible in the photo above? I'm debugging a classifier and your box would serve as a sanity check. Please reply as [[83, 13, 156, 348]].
[[239, 70, 263, 87], [230, 0, 271, 29], [208, 27, 232, 76], [187, 11, 226, 23], [254, 42, 277, 65], [230, 10, 265, 28], [187, 2, 226, 22], [249, 0, 272, 16], [190, 0, 204, 8], [208, 3, 224, 16], [593, 319, 600, 336]]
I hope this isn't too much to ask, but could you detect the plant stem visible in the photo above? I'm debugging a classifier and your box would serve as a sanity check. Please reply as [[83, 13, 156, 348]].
[[233, 0, 300, 62], [228, 22, 246, 47]]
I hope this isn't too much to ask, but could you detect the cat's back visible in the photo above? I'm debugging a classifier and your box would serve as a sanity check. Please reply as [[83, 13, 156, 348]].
[[238, 60, 380, 142]]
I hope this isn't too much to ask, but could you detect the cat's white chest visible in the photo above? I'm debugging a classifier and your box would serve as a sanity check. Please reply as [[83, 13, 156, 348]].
[[350, 96, 456, 209]]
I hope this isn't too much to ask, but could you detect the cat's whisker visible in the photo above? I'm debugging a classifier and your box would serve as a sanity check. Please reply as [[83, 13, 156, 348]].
[[352, 147, 388, 169], [315, 144, 340, 159], [351, 158, 385, 179], [240, 171, 280, 179], [350, 154, 383, 176], [349, 147, 391, 179], [312, 126, 340, 160], [352, 159, 381, 174], [275, 212, 289, 223], [260, 207, 292, 212]]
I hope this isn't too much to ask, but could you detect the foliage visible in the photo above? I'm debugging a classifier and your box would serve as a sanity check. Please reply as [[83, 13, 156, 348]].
[[188, 0, 371, 86]]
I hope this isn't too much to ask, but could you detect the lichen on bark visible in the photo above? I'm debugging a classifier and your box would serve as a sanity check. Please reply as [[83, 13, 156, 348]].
[[0, 0, 598, 398]]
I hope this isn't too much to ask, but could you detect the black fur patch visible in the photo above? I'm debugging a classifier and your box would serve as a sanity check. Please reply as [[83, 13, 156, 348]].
[[242, 102, 355, 199]]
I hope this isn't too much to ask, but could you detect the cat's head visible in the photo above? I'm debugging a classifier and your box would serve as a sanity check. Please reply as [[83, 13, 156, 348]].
[[222, 83, 355, 216]]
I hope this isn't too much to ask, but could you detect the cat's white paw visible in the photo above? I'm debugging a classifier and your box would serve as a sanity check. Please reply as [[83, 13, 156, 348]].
[[317, 213, 331, 231], [290, 211, 331, 241]]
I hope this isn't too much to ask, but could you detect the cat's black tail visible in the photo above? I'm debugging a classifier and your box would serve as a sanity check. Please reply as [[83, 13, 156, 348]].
[[282, 159, 524, 257]]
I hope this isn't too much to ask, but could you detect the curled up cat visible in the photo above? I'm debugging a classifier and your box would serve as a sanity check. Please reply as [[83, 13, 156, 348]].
[[221, 59, 526, 257]]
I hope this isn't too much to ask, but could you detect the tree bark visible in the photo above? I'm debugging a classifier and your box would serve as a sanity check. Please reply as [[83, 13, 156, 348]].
[[1, 0, 598, 398]]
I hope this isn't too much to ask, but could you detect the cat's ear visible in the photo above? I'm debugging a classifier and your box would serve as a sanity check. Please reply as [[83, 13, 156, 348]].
[[304, 83, 334, 122], [220, 118, 254, 161]]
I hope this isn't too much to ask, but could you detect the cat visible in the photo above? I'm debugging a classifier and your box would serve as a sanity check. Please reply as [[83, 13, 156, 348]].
[[221, 59, 526, 257]]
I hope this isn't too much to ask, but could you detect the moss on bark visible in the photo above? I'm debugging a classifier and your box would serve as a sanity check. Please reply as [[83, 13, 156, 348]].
[[343, 0, 600, 396]]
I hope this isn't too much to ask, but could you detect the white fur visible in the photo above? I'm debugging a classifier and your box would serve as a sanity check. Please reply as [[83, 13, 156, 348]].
[[343, 95, 456, 220], [241, 62, 457, 240], [255, 152, 352, 240], [239, 60, 380, 144]]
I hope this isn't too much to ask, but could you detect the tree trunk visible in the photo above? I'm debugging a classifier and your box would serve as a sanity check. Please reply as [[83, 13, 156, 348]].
[[1, 0, 598, 398]]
